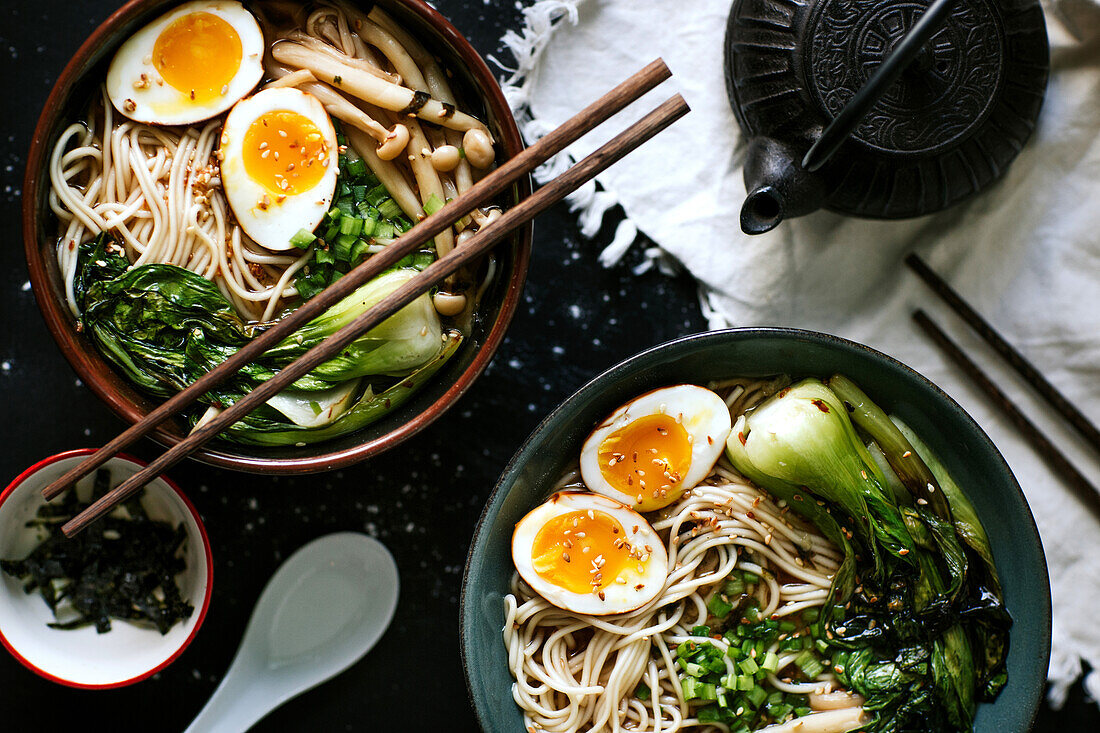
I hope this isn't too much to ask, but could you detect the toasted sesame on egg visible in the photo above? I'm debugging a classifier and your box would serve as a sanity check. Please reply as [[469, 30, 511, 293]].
[[106, 0, 264, 126], [579, 385, 733, 511], [219, 87, 338, 251], [512, 492, 667, 615]]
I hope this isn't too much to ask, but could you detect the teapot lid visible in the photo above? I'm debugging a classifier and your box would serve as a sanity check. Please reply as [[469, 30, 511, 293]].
[[725, 0, 1049, 222]]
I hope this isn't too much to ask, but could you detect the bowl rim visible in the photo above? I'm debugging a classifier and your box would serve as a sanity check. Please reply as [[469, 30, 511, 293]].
[[22, 0, 533, 474], [0, 448, 214, 689], [459, 326, 1052, 731]]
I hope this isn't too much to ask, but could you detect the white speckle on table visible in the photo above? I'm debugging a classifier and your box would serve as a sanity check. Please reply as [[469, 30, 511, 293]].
[[508, 357, 522, 369], [552, 345, 565, 355], [0, 361, 9, 372], [569, 304, 582, 319], [83, 427, 90, 436], [21, 281, 29, 291], [247, 497, 258, 510]]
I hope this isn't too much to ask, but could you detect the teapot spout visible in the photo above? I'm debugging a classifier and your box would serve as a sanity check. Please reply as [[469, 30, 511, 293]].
[[740, 137, 827, 235]]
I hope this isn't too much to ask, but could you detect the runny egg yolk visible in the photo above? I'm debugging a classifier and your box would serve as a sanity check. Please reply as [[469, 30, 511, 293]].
[[242, 111, 329, 197], [530, 510, 632, 594], [153, 12, 242, 103], [598, 414, 692, 510]]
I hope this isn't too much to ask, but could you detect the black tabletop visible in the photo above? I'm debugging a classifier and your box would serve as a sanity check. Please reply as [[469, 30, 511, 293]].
[[0, 1, 1096, 731]]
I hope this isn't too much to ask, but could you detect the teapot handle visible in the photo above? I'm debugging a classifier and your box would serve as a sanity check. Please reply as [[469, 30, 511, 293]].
[[801, 0, 958, 172]]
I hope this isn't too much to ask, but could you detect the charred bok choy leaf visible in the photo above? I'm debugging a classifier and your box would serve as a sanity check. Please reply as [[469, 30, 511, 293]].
[[74, 233, 460, 445], [0, 470, 193, 634], [724, 377, 1011, 732]]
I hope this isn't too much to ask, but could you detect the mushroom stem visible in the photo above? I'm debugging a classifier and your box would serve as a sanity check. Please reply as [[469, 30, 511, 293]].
[[272, 40, 492, 136]]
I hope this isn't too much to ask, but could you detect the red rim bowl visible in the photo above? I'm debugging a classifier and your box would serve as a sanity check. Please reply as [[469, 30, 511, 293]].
[[22, 0, 532, 474], [0, 450, 213, 688]]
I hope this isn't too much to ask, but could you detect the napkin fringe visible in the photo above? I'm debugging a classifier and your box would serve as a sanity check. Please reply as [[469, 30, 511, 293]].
[[498, 0, 649, 270], [1049, 630, 1100, 708]]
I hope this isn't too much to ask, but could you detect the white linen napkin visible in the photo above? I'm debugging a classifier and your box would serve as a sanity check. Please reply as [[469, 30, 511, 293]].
[[499, 0, 1100, 705]]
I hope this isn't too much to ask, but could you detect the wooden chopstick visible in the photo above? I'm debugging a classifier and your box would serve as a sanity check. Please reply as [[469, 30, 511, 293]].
[[42, 58, 674, 504], [913, 309, 1100, 521], [59, 94, 691, 536], [906, 253, 1100, 457]]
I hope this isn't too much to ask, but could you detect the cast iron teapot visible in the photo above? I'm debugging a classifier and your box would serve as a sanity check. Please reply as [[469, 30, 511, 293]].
[[724, 0, 1050, 235]]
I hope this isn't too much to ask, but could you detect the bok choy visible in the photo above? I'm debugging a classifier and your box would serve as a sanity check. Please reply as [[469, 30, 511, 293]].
[[725, 377, 1011, 732], [74, 233, 459, 445]]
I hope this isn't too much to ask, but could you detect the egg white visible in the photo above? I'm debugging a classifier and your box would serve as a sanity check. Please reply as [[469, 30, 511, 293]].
[[106, 0, 264, 126], [579, 385, 733, 511], [219, 87, 339, 251], [512, 492, 667, 616]]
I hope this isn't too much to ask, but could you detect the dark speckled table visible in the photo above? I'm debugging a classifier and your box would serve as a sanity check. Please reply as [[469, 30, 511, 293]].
[[0, 1, 1096, 731]]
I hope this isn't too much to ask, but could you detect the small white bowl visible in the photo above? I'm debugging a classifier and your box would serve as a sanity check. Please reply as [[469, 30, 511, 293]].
[[0, 450, 213, 688]]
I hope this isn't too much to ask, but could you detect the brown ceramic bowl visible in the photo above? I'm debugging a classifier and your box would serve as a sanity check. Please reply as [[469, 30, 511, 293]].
[[23, 0, 531, 473]]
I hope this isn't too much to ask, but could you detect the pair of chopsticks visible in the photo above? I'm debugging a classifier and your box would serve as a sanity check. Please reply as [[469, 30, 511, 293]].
[[907, 254, 1100, 519], [44, 59, 689, 536]]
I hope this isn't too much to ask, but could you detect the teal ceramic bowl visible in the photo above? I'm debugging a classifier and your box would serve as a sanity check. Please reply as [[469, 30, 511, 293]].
[[460, 328, 1050, 732]]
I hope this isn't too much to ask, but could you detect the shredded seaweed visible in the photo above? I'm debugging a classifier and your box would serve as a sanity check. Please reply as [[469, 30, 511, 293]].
[[0, 470, 193, 635]]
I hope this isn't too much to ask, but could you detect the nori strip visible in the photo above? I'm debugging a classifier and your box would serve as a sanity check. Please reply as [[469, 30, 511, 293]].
[[0, 469, 193, 634]]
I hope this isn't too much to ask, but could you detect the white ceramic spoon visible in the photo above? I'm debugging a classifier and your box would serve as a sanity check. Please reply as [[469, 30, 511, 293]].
[[185, 532, 399, 733]]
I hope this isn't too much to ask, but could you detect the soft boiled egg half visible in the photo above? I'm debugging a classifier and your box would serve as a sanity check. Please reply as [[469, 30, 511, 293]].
[[219, 87, 339, 251], [106, 0, 264, 126], [580, 385, 733, 512], [512, 492, 668, 615]]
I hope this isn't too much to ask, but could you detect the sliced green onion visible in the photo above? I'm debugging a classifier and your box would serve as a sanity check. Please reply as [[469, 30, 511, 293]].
[[365, 184, 389, 205], [373, 221, 395, 240], [723, 578, 746, 596], [349, 239, 371, 264], [677, 641, 698, 659], [708, 594, 734, 619], [423, 193, 444, 215], [345, 158, 368, 178], [289, 228, 316, 249], [339, 217, 363, 237], [377, 198, 402, 220], [746, 685, 768, 708], [795, 651, 824, 679]]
